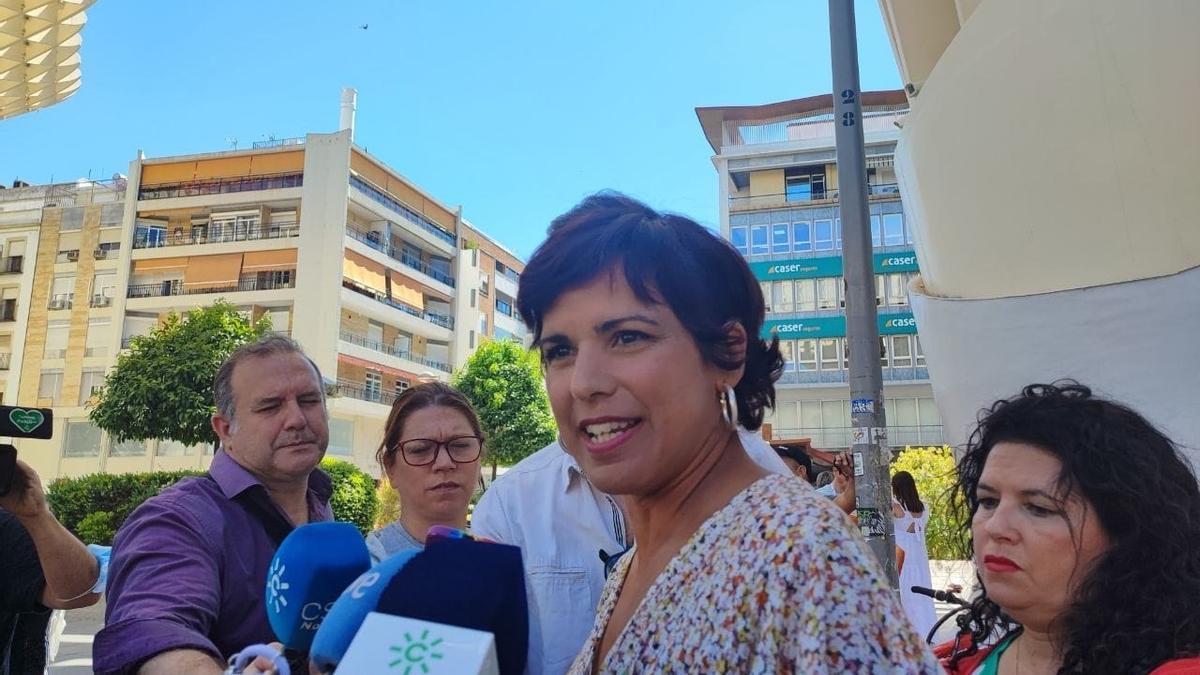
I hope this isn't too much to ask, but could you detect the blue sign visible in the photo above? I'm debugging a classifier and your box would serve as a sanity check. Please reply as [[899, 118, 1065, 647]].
[[851, 398, 875, 414]]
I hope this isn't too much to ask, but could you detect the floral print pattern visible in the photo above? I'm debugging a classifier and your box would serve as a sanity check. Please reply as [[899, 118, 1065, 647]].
[[569, 474, 942, 674]]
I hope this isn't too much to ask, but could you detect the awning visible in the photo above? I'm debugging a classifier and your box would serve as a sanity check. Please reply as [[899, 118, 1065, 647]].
[[132, 256, 189, 272], [343, 250, 386, 292], [243, 248, 298, 272], [337, 354, 423, 380], [183, 253, 243, 288], [389, 271, 425, 309]]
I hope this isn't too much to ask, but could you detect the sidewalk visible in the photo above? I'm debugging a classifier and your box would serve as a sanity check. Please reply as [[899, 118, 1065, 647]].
[[47, 600, 104, 674]]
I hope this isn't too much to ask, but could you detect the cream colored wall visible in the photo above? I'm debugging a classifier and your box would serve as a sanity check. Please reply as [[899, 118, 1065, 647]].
[[748, 169, 784, 198]]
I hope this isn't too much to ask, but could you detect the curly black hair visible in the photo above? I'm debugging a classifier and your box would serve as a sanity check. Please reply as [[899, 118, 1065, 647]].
[[950, 381, 1200, 673]]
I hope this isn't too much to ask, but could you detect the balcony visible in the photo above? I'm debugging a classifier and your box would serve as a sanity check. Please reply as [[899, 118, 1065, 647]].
[[776, 366, 929, 386], [339, 330, 451, 373], [729, 183, 901, 212], [771, 424, 943, 450], [342, 278, 455, 330], [0, 256, 23, 274], [128, 274, 296, 299], [0, 353, 10, 369], [334, 379, 397, 407], [134, 223, 299, 249], [345, 223, 455, 288], [56, 250, 81, 263], [48, 293, 74, 310], [138, 172, 303, 201], [349, 175, 456, 247]]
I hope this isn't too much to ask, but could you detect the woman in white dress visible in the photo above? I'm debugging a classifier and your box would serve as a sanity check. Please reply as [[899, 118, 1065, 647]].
[[893, 470, 937, 640]]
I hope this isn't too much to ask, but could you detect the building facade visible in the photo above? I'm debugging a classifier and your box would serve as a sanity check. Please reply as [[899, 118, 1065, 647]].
[[1, 130, 525, 480], [696, 91, 942, 452]]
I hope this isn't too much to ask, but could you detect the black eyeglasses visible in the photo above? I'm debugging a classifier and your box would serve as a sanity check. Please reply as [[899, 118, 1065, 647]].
[[395, 436, 483, 467]]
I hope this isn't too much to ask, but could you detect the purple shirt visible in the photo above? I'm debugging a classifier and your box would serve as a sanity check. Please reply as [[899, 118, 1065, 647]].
[[94, 451, 333, 674]]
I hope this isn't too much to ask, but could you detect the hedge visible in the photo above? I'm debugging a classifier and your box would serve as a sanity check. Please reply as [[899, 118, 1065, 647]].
[[46, 458, 380, 545]]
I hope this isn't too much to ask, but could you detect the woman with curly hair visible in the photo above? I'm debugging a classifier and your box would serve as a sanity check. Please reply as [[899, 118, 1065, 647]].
[[937, 382, 1200, 673]]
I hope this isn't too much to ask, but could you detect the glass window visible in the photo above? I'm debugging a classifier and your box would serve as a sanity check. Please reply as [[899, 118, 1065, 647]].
[[816, 278, 839, 310], [760, 282, 772, 312], [773, 281, 793, 313], [814, 220, 835, 251], [778, 340, 795, 371], [906, 219, 915, 245], [393, 331, 413, 356], [63, 421, 102, 457], [883, 213, 905, 246], [110, 438, 146, 457], [785, 175, 812, 202], [870, 215, 881, 247], [891, 397, 919, 427], [792, 222, 812, 252], [891, 335, 913, 367], [367, 321, 384, 346], [915, 336, 926, 367], [887, 273, 908, 306], [835, 218, 842, 250], [875, 275, 885, 306], [822, 400, 846, 429], [750, 225, 769, 255], [800, 400, 822, 430], [796, 339, 817, 371], [38, 371, 63, 404], [365, 371, 382, 402], [795, 279, 816, 312], [80, 370, 106, 406], [771, 224, 790, 254], [918, 397, 941, 426], [730, 227, 748, 255], [156, 439, 193, 456], [329, 418, 354, 456], [819, 338, 840, 370]]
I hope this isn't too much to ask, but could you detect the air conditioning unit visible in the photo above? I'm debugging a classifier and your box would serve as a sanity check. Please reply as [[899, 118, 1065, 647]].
[[66, 250, 79, 262], [49, 298, 67, 310], [92, 295, 112, 307], [93, 249, 107, 259]]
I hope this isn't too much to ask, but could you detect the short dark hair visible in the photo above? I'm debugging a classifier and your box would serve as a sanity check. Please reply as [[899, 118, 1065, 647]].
[[775, 445, 812, 481], [376, 382, 485, 470], [213, 335, 323, 421], [951, 381, 1200, 672], [516, 192, 783, 430]]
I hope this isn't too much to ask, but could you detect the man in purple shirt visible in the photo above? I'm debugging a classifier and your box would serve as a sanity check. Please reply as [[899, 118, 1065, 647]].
[[95, 335, 334, 674]]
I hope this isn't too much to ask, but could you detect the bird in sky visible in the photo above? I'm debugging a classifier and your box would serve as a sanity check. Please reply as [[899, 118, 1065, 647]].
[[360, 23, 368, 30]]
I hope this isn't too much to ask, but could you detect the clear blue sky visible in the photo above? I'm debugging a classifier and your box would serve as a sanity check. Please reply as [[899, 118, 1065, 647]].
[[0, 0, 901, 259]]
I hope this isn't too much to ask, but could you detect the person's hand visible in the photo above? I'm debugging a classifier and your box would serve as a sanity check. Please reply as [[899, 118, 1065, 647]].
[[831, 451, 855, 492], [241, 642, 286, 674], [0, 459, 49, 520]]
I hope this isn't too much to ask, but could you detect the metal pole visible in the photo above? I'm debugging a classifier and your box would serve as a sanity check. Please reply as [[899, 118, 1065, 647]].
[[828, 0, 897, 586]]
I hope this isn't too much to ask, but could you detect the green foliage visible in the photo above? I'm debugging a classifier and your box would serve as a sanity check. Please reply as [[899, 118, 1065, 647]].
[[374, 479, 401, 530], [452, 339, 557, 473], [89, 301, 274, 447], [891, 445, 970, 560], [320, 458, 380, 536], [46, 470, 203, 545]]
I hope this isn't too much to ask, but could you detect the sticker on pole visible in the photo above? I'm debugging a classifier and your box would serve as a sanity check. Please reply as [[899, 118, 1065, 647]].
[[851, 398, 875, 414], [872, 427, 888, 443], [855, 507, 886, 538], [851, 427, 869, 445], [852, 451, 864, 477]]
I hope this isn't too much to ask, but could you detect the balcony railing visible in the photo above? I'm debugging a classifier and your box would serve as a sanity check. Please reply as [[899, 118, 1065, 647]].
[[770, 424, 944, 450], [138, 172, 303, 200], [339, 330, 451, 373], [334, 380, 398, 407], [251, 136, 305, 149], [776, 366, 929, 386], [134, 223, 300, 249], [349, 176, 456, 246], [729, 183, 900, 209], [0, 256, 23, 274], [48, 293, 74, 310], [345, 223, 456, 287], [0, 353, 11, 369], [128, 275, 296, 299], [342, 278, 455, 330]]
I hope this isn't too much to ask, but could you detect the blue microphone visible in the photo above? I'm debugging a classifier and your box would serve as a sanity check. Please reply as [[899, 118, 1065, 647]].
[[264, 522, 372, 651]]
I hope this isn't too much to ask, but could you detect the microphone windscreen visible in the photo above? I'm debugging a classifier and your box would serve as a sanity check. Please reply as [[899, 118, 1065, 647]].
[[265, 522, 371, 651], [376, 538, 528, 675], [309, 549, 421, 672]]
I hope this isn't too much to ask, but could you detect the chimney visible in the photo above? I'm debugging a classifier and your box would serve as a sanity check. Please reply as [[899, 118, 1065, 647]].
[[339, 87, 357, 140]]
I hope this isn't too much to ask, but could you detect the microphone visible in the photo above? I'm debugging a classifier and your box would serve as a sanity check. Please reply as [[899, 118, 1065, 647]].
[[310, 537, 528, 674], [911, 585, 969, 606], [264, 522, 372, 651]]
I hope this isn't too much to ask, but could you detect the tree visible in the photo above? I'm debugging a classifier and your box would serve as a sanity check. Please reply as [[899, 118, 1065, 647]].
[[452, 339, 557, 479], [890, 445, 971, 560], [89, 301, 273, 447]]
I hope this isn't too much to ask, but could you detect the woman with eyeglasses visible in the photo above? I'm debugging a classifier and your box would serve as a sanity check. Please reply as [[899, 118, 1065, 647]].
[[366, 381, 485, 563]]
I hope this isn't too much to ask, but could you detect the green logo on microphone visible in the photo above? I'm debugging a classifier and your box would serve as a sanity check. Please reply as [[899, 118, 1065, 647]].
[[390, 630, 445, 673]]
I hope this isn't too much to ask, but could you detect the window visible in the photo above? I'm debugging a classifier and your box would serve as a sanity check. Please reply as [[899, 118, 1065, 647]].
[[915, 336, 926, 367], [429, 256, 452, 281], [395, 380, 410, 396], [328, 418, 354, 457], [785, 168, 825, 202], [110, 438, 146, 457], [367, 321, 384, 347], [796, 339, 817, 371], [479, 274, 490, 297], [80, 369, 106, 405], [875, 275, 885, 306], [51, 275, 75, 309], [425, 341, 450, 365], [772, 281, 793, 313], [891, 335, 913, 368], [795, 279, 816, 312], [886, 273, 908, 306], [38, 371, 63, 404], [835, 218, 842, 250], [156, 439, 194, 457], [750, 225, 769, 255], [730, 227, 748, 255], [759, 282, 772, 312], [792, 222, 812, 252], [870, 215, 882, 247], [819, 338, 840, 370], [778, 340, 795, 372], [393, 331, 413, 356], [365, 371, 383, 402], [496, 295, 514, 317], [771, 224, 790, 254], [63, 421, 102, 457], [814, 220, 835, 251], [816, 278, 839, 310], [134, 221, 167, 248], [883, 213, 905, 246], [479, 313, 488, 335], [785, 175, 812, 202], [45, 321, 69, 359]]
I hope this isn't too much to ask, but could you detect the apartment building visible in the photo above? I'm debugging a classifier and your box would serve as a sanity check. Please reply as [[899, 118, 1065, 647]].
[[696, 91, 942, 452], [5, 129, 525, 480]]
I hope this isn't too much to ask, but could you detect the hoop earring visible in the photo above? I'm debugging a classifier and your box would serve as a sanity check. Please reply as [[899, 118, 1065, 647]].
[[720, 385, 738, 430]]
